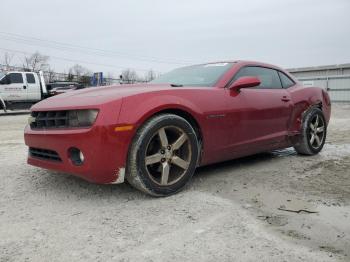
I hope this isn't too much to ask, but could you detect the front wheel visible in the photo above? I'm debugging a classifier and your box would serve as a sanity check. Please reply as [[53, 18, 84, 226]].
[[126, 114, 199, 196], [293, 107, 327, 155]]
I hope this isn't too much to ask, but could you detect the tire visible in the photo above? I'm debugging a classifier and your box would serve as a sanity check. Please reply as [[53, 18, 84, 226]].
[[126, 114, 199, 196], [293, 107, 327, 155], [0, 99, 6, 112]]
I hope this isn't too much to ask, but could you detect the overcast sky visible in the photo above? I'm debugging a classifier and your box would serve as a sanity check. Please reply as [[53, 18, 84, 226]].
[[0, 0, 349, 76]]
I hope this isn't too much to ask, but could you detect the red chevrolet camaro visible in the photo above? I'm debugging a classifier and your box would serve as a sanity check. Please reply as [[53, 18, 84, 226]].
[[24, 61, 331, 196]]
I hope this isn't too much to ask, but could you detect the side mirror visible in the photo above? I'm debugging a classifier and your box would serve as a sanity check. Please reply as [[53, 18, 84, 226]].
[[229, 76, 261, 91]]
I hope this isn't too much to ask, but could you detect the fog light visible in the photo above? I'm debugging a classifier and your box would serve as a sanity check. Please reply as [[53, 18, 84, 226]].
[[69, 147, 84, 166], [79, 151, 85, 162]]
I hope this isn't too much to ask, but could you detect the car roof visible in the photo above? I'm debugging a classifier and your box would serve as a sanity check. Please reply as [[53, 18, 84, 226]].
[[204, 60, 297, 87], [190, 60, 286, 73], [2, 71, 35, 74], [205, 60, 284, 70]]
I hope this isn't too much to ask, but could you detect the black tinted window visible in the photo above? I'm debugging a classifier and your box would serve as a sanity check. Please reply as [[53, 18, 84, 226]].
[[0, 75, 9, 84], [278, 72, 295, 88], [233, 66, 282, 89], [9, 73, 23, 84], [26, 73, 36, 84]]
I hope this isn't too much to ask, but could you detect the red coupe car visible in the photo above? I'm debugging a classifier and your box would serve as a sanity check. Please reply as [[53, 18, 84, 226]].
[[24, 61, 331, 196]]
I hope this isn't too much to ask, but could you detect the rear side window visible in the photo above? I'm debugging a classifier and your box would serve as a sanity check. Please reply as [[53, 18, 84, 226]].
[[233, 66, 282, 89], [26, 73, 36, 84], [9, 73, 23, 84], [278, 72, 295, 88]]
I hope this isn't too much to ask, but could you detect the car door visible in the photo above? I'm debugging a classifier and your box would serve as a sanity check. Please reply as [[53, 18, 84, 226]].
[[25, 73, 41, 101], [2, 73, 27, 101], [225, 66, 293, 155]]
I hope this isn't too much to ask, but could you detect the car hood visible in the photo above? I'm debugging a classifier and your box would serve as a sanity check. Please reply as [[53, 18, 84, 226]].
[[31, 83, 196, 110]]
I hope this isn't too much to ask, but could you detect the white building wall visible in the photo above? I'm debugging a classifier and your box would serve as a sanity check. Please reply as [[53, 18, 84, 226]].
[[289, 64, 350, 102]]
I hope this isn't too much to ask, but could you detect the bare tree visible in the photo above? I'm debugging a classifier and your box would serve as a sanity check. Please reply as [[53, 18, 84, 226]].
[[144, 69, 157, 82], [2, 52, 14, 70], [23, 52, 49, 71], [69, 64, 91, 85], [70, 64, 91, 78], [66, 69, 74, 82], [105, 72, 115, 85], [121, 69, 139, 84], [46, 67, 56, 83]]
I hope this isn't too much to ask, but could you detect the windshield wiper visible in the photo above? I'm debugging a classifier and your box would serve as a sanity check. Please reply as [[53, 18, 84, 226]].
[[170, 83, 183, 87]]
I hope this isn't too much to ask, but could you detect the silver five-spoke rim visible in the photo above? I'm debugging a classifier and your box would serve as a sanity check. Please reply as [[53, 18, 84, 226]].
[[144, 126, 191, 186], [308, 114, 325, 149]]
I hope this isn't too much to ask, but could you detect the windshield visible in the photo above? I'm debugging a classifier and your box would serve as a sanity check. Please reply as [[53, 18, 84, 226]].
[[0, 72, 5, 80], [151, 62, 233, 87]]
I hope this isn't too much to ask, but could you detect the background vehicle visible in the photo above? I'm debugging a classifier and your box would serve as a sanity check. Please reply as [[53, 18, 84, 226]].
[[48, 81, 85, 96], [0, 71, 47, 112], [24, 61, 331, 196]]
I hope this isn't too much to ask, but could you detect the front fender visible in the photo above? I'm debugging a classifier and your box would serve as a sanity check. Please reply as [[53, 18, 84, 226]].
[[115, 87, 229, 167], [118, 94, 203, 128]]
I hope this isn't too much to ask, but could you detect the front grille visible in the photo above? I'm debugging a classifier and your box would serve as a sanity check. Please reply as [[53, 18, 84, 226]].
[[29, 147, 62, 162], [30, 111, 68, 129]]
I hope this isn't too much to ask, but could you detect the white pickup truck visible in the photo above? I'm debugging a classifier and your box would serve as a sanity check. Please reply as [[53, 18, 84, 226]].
[[0, 71, 48, 112]]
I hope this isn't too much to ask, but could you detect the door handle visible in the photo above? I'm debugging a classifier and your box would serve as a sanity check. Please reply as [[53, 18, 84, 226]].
[[281, 96, 290, 102], [23, 85, 27, 89]]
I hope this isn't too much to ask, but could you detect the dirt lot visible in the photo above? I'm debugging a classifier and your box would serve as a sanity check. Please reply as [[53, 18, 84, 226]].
[[0, 104, 349, 262]]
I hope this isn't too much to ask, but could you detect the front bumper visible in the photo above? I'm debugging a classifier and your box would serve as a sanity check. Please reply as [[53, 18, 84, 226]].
[[24, 124, 132, 184]]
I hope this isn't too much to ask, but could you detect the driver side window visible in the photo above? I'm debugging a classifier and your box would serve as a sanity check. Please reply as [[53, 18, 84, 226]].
[[0, 75, 10, 85], [9, 73, 24, 84], [233, 66, 282, 89]]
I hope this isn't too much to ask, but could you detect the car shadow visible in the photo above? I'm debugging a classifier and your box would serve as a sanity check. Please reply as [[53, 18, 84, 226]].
[[194, 147, 296, 178], [29, 148, 297, 200]]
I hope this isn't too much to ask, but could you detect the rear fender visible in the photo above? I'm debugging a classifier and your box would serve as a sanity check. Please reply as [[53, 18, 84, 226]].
[[289, 86, 325, 134]]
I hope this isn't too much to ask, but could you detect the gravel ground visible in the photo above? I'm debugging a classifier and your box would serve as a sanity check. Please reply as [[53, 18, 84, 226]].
[[0, 104, 350, 262]]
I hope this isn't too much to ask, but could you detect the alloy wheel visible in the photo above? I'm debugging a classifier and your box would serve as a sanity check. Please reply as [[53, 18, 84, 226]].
[[308, 114, 325, 149], [144, 126, 192, 186]]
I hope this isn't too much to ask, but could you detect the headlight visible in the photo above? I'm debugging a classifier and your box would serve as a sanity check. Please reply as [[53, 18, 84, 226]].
[[68, 109, 99, 127]]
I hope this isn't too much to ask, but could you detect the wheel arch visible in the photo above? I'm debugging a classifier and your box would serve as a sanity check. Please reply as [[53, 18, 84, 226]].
[[151, 108, 203, 144], [302, 101, 322, 118], [291, 101, 323, 134], [127, 107, 204, 167], [289, 85, 326, 134]]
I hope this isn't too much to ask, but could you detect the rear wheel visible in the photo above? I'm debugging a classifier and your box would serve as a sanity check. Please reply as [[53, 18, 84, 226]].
[[126, 114, 199, 196], [293, 107, 327, 155]]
